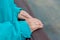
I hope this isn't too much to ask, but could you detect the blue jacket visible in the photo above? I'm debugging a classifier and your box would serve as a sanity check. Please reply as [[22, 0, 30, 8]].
[[0, 0, 31, 40]]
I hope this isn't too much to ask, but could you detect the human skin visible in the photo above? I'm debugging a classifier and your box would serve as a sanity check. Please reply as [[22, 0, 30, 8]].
[[18, 10, 43, 32]]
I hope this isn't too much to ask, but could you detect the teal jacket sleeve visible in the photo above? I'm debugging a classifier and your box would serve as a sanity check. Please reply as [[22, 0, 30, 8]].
[[11, 0, 32, 38], [18, 21, 32, 38], [0, 22, 15, 40], [0, 0, 32, 39]]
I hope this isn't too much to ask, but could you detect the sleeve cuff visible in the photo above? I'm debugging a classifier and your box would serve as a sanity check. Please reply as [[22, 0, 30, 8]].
[[18, 21, 32, 38]]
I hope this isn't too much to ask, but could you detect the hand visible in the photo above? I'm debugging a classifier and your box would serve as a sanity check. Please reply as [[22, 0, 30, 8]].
[[18, 10, 43, 32], [26, 18, 43, 32]]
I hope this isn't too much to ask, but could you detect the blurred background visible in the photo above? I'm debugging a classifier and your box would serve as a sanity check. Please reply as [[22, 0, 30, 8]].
[[16, 0, 60, 40]]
